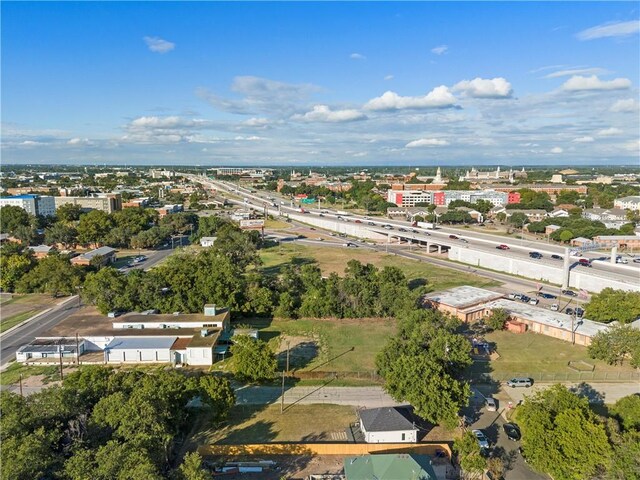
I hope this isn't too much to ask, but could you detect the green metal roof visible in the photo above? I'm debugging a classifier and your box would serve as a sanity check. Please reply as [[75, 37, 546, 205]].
[[344, 454, 437, 480]]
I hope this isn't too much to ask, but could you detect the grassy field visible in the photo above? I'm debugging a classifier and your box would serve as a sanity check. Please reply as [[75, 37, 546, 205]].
[[0, 293, 52, 323], [264, 218, 293, 230], [0, 310, 38, 333], [240, 317, 397, 373], [260, 243, 501, 291], [471, 330, 639, 378], [195, 404, 357, 445], [0, 362, 62, 386]]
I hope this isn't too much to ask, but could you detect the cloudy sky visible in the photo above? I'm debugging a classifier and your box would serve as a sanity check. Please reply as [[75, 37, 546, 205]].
[[2, 2, 639, 166]]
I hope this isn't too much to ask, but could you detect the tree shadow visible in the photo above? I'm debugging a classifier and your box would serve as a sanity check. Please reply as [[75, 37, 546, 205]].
[[570, 382, 606, 404], [276, 341, 319, 371], [491, 445, 519, 471], [408, 278, 429, 290], [307, 347, 355, 372]]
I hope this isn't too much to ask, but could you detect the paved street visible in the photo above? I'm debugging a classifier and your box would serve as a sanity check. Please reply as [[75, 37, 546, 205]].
[[0, 296, 81, 368], [501, 381, 640, 405]]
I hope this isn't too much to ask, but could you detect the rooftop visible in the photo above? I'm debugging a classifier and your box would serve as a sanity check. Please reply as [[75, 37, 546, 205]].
[[115, 309, 229, 326], [344, 454, 437, 480], [76, 246, 116, 260], [359, 406, 417, 433], [105, 336, 178, 350], [187, 329, 221, 348], [424, 286, 504, 309], [484, 298, 610, 338]]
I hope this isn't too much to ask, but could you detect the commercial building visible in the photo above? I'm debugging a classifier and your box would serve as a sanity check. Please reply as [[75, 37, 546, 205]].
[[70, 246, 116, 266], [0, 194, 56, 217], [423, 286, 504, 322], [592, 235, 640, 250], [387, 189, 518, 208], [54, 193, 122, 213], [614, 196, 640, 212], [386, 190, 433, 207], [487, 184, 588, 197]]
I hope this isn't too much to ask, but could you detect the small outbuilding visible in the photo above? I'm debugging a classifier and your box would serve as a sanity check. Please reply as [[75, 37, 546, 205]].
[[359, 406, 419, 443]]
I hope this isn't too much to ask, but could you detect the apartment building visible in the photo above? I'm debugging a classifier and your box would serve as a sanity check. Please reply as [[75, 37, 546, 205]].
[[0, 194, 56, 216], [614, 196, 640, 212], [54, 193, 122, 213]]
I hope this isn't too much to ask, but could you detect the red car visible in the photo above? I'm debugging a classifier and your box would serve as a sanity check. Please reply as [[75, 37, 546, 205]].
[[354, 219, 362, 223], [578, 258, 591, 267], [496, 244, 510, 250]]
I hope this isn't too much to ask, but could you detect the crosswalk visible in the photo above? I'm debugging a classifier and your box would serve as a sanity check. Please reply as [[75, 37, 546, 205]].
[[330, 431, 347, 441]]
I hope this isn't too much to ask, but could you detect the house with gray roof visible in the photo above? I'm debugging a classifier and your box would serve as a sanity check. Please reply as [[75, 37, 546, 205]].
[[359, 406, 419, 443]]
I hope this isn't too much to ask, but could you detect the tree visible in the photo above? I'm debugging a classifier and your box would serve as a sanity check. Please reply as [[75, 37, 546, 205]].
[[177, 452, 209, 480], [517, 384, 611, 480], [45, 222, 78, 248], [453, 430, 486, 479], [610, 394, 640, 431], [588, 324, 640, 367], [508, 212, 528, 227], [0, 205, 31, 233], [376, 310, 472, 428], [585, 288, 640, 324], [274, 291, 297, 318], [0, 427, 59, 480], [559, 230, 574, 243], [77, 210, 114, 246], [230, 335, 277, 382], [56, 203, 83, 222], [486, 308, 509, 331], [16, 254, 82, 297], [199, 376, 235, 421], [0, 249, 34, 292], [82, 267, 128, 313], [12, 224, 38, 244], [606, 430, 640, 480]]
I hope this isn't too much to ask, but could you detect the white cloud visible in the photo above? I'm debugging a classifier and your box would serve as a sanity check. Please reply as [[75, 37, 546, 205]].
[[597, 127, 623, 136], [234, 135, 263, 141], [364, 86, 456, 111], [452, 77, 513, 98], [241, 117, 270, 127], [384, 75, 394, 81], [20, 140, 42, 146], [572, 136, 594, 143], [623, 139, 640, 152], [143, 36, 175, 54], [350, 53, 366, 60], [291, 105, 367, 123], [67, 138, 91, 145], [406, 138, 450, 148], [610, 98, 639, 113], [130, 116, 211, 129], [562, 75, 631, 91], [544, 67, 610, 78], [431, 45, 448, 55], [576, 20, 640, 40], [550, 147, 564, 154]]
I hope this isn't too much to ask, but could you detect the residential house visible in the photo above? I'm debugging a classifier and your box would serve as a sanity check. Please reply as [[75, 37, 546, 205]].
[[344, 454, 438, 480], [548, 208, 570, 218], [28, 245, 56, 259], [70, 246, 116, 266], [359, 406, 420, 443], [505, 209, 547, 222], [545, 224, 561, 235], [583, 208, 628, 229]]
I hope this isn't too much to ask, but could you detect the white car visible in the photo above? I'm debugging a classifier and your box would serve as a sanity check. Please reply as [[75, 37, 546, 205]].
[[485, 397, 497, 412], [550, 304, 559, 311], [529, 298, 539, 305], [472, 429, 490, 449]]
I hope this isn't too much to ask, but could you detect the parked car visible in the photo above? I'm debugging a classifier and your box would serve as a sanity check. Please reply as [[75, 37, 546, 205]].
[[537, 292, 557, 299], [496, 244, 510, 250], [562, 289, 577, 297], [529, 252, 543, 259], [508, 293, 518, 299], [550, 303, 559, 311], [578, 258, 591, 267], [503, 423, 521, 441], [485, 397, 497, 412], [506, 377, 533, 388], [449, 235, 459, 239], [472, 429, 490, 449], [551, 254, 562, 260]]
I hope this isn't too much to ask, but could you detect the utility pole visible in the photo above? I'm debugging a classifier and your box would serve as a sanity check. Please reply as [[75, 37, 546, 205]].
[[59, 343, 64, 380], [286, 341, 290, 374], [19, 374, 23, 397], [76, 333, 81, 366], [280, 370, 286, 414], [571, 311, 576, 345]]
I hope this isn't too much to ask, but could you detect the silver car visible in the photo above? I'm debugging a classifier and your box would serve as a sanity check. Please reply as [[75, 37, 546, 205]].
[[472, 429, 490, 449], [485, 397, 497, 411], [506, 377, 533, 388]]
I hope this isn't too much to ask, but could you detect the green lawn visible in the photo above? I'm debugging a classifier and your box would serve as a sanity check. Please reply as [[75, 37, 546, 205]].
[[0, 310, 37, 333], [0, 362, 62, 386], [469, 330, 638, 380], [260, 243, 501, 291], [194, 403, 356, 445]]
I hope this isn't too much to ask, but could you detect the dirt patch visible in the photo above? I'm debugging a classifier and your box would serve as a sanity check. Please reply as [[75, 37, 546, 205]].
[[275, 335, 320, 371]]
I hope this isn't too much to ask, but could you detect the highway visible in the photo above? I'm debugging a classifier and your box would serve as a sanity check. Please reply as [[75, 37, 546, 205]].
[[0, 296, 81, 368], [187, 175, 640, 290]]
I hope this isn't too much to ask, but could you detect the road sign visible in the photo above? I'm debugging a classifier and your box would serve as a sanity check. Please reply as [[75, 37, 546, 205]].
[[239, 219, 265, 229], [300, 198, 316, 204]]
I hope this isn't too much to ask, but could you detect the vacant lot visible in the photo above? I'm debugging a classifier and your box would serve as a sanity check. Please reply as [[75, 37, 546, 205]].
[[242, 317, 396, 373], [195, 403, 356, 445], [260, 243, 500, 291], [0, 293, 55, 333], [470, 330, 639, 380]]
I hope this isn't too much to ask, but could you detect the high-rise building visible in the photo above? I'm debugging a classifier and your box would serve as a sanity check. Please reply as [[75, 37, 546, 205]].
[[0, 194, 56, 216]]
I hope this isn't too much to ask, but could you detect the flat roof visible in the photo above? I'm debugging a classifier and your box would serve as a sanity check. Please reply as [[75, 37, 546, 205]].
[[115, 309, 229, 325], [424, 286, 504, 309], [77, 246, 116, 260], [106, 336, 177, 350], [484, 299, 610, 338]]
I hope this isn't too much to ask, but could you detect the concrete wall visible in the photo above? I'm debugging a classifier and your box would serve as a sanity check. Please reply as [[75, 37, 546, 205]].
[[449, 247, 639, 293], [105, 348, 171, 363], [364, 429, 417, 443], [186, 346, 214, 366]]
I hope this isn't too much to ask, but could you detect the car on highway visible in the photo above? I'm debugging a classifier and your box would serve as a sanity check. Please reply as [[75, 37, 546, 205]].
[[383, 224, 393, 230], [537, 292, 557, 299], [520, 295, 531, 303], [529, 251, 543, 259], [496, 244, 510, 250], [503, 423, 521, 442], [460, 238, 469, 243], [634, 258, 640, 264], [472, 429, 490, 450], [506, 377, 533, 388], [615, 256, 628, 264], [398, 228, 407, 232], [367, 221, 375, 226], [562, 289, 577, 296], [319, 213, 324, 217], [354, 219, 362, 224], [550, 304, 559, 311], [485, 397, 497, 412], [449, 234, 459, 239], [551, 254, 562, 260], [577, 258, 592, 267], [529, 298, 539, 305], [565, 308, 575, 316], [575, 307, 585, 318]]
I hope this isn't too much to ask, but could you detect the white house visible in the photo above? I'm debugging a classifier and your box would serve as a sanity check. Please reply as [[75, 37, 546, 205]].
[[359, 406, 419, 443], [614, 196, 640, 211]]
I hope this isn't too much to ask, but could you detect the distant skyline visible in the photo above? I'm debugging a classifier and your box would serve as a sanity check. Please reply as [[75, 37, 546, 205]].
[[2, 2, 639, 166]]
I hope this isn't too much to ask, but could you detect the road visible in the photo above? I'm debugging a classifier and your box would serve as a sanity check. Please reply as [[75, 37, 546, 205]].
[[0, 296, 81, 368], [125, 235, 189, 272]]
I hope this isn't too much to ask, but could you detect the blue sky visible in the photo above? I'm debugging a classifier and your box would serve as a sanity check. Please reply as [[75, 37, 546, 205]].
[[2, 1, 639, 166]]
